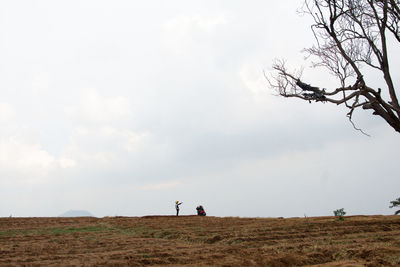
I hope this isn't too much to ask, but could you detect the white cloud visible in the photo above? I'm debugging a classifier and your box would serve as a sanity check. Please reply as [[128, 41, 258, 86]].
[[0, 102, 15, 122], [136, 180, 182, 191], [239, 62, 268, 96], [56, 124, 172, 182], [100, 127, 150, 152], [0, 136, 78, 184], [162, 14, 231, 55], [30, 68, 51, 95], [0, 137, 54, 172], [164, 14, 230, 34], [65, 88, 131, 123], [58, 157, 76, 168]]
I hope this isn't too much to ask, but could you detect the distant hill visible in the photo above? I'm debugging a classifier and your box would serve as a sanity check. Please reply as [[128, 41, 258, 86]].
[[58, 210, 93, 217]]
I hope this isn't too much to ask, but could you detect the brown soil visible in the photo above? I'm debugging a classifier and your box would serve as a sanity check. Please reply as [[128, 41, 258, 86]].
[[1, 215, 400, 266]]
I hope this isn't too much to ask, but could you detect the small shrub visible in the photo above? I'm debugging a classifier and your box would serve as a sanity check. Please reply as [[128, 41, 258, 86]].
[[389, 197, 400, 215], [333, 208, 346, 221]]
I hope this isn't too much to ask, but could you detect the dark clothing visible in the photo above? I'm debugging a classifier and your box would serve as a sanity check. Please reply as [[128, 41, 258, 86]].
[[175, 202, 182, 216], [196, 205, 206, 216]]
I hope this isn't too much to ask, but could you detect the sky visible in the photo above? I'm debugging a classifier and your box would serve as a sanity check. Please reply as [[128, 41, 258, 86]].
[[0, 0, 399, 218]]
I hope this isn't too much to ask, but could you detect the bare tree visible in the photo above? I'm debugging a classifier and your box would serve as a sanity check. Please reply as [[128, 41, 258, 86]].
[[268, 0, 400, 134]]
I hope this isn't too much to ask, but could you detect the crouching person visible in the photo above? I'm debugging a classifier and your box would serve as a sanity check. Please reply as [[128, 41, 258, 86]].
[[196, 205, 206, 216]]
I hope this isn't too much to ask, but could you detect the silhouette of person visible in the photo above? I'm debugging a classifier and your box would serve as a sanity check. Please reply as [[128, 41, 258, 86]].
[[175, 201, 182, 216]]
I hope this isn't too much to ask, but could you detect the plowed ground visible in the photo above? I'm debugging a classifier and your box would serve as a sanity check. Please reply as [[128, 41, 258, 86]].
[[1, 215, 400, 266]]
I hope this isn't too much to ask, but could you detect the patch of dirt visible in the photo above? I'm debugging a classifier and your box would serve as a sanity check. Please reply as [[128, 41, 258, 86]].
[[0, 215, 400, 266]]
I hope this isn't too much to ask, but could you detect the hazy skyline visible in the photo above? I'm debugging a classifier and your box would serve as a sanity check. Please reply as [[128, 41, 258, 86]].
[[1, 0, 399, 218]]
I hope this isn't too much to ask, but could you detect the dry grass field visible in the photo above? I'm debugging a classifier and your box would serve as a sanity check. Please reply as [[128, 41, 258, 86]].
[[1, 215, 400, 266]]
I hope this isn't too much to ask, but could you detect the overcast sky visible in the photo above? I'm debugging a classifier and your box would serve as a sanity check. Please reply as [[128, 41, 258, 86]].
[[1, 0, 399, 218]]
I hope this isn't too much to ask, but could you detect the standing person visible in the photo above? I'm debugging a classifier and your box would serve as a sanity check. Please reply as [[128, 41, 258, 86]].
[[175, 200, 182, 216]]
